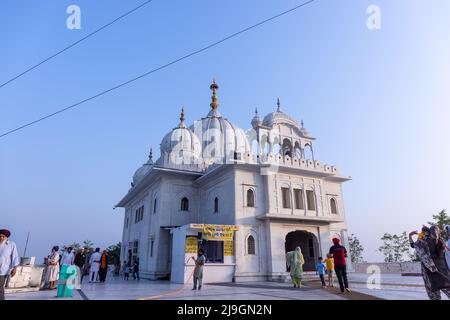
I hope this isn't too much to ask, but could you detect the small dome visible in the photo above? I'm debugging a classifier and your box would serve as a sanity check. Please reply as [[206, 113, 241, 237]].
[[133, 148, 154, 184], [262, 99, 300, 128], [160, 126, 201, 157], [251, 108, 262, 128], [160, 108, 201, 165]]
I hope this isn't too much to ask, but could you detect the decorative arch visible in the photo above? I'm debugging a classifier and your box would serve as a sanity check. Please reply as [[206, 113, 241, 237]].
[[294, 141, 302, 159], [214, 197, 219, 213], [246, 234, 256, 255], [303, 143, 313, 160], [246, 189, 255, 207], [282, 138, 293, 157], [180, 197, 189, 211], [330, 198, 338, 214]]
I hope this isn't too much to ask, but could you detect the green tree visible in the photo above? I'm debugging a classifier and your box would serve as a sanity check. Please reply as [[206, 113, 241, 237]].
[[428, 209, 449, 239], [348, 234, 364, 263], [82, 240, 95, 253], [378, 232, 412, 262], [106, 242, 121, 265]]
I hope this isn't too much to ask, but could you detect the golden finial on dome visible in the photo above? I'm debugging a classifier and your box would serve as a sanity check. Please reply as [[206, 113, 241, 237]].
[[210, 79, 219, 110], [277, 98, 281, 112]]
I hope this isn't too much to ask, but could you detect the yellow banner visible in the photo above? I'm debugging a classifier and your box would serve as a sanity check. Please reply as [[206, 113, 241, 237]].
[[224, 241, 234, 256], [185, 236, 198, 253], [202, 224, 235, 241]]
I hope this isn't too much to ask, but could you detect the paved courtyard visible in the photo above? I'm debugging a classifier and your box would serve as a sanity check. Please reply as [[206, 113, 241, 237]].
[[5, 273, 448, 300]]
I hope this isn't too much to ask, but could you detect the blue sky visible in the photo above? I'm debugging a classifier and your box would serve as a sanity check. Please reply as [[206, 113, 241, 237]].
[[1, 0, 450, 262]]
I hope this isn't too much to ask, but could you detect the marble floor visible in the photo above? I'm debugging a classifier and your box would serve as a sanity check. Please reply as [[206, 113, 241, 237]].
[[5, 273, 448, 300]]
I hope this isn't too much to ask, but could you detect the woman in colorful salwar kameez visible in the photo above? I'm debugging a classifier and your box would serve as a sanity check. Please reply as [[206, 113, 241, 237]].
[[411, 225, 450, 300], [286, 247, 304, 288]]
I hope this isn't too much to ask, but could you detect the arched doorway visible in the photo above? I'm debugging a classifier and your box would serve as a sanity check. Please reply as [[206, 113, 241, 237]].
[[285, 230, 320, 271]]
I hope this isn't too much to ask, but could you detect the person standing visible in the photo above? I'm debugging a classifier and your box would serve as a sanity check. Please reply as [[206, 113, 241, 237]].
[[123, 261, 130, 280], [325, 253, 335, 287], [44, 246, 60, 289], [89, 248, 101, 283], [329, 237, 350, 293], [98, 250, 108, 283], [445, 225, 450, 271], [192, 249, 206, 290], [60, 247, 75, 266], [74, 247, 86, 283], [411, 225, 450, 300], [132, 257, 140, 281], [286, 246, 304, 288], [0, 229, 19, 300]]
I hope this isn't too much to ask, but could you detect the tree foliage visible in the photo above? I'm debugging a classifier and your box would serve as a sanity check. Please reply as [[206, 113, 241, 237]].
[[428, 209, 450, 240], [348, 234, 364, 263], [378, 232, 412, 262]]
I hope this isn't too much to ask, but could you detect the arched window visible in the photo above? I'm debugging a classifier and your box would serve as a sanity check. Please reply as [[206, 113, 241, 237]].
[[247, 235, 256, 255], [306, 190, 315, 211], [247, 189, 255, 207], [214, 197, 219, 213], [281, 187, 291, 209], [304, 144, 313, 160], [330, 198, 337, 214], [153, 197, 157, 214], [282, 139, 292, 157], [181, 197, 189, 211]]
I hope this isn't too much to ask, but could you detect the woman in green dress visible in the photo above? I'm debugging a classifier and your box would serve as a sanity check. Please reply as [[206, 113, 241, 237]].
[[286, 246, 305, 288]]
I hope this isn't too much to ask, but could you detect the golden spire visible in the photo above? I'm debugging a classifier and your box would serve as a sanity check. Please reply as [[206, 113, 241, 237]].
[[179, 107, 186, 128], [210, 79, 219, 110]]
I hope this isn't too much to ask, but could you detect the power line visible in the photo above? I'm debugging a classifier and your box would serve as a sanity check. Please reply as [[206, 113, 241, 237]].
[[0, 0, 155, 90], [0, 0, 316, 139]]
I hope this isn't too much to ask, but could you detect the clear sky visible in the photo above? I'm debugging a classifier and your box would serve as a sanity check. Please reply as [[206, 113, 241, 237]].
[[1, 0, 449, 262]]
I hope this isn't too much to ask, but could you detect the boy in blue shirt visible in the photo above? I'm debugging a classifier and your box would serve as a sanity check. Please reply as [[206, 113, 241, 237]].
[[316, 257, 326, 288]]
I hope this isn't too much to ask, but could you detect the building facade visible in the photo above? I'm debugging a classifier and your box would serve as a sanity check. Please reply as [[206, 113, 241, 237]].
[[116, 81, 352, 283]]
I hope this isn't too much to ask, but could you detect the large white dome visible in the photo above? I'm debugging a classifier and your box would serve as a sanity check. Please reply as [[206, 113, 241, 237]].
[[190, 81, 250, 163]]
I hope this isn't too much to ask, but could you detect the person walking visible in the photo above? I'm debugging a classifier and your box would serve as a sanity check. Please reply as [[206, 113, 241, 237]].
[[0, 229, 19, 300], [74, 247, 86, 283], [329, 237, 350, 293], [316, 257, 327, 288], [192, 249, 206, 290], [60, 247, 75, 266], [410, 225, 450, 300], [132, 257, 140, 281], [89, 248, 101, 283], [286, 246, 304, 288], [98, 250, 108, 283], [44, 246, 60, 289]]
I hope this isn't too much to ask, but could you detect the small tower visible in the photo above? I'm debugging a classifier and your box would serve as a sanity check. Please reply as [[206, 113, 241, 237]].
[[251, 108, 262, 129]]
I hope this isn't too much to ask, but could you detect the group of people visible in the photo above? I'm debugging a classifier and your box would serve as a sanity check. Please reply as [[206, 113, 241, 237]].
[[409, 224, 450, 300], [43, 246, 110, 289], [122, 250, 140, 281], [286, 237, 351, 294]]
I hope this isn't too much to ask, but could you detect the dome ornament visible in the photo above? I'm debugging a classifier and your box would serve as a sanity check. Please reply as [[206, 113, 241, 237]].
[[179, 107, 186, 128], [277, 98, 282, 112], [148, 147, 153, 164], [210, 79, 219, 110]]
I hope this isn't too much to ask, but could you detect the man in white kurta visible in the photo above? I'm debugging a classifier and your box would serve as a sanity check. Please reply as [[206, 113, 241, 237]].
[[0, 229, 19, 300], [89, 248, 101, 283], [60, 247, 75, 266]]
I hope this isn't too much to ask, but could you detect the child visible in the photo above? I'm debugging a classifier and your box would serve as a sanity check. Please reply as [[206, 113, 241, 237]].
[[316, 257, 326, 288], [325, 253, 334, 287], [122, 261, 129, 280]]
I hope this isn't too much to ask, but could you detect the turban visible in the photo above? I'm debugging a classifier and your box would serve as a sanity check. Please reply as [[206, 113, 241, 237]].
[[332, 237, 340, 245], [0, 229, 11, 237]]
